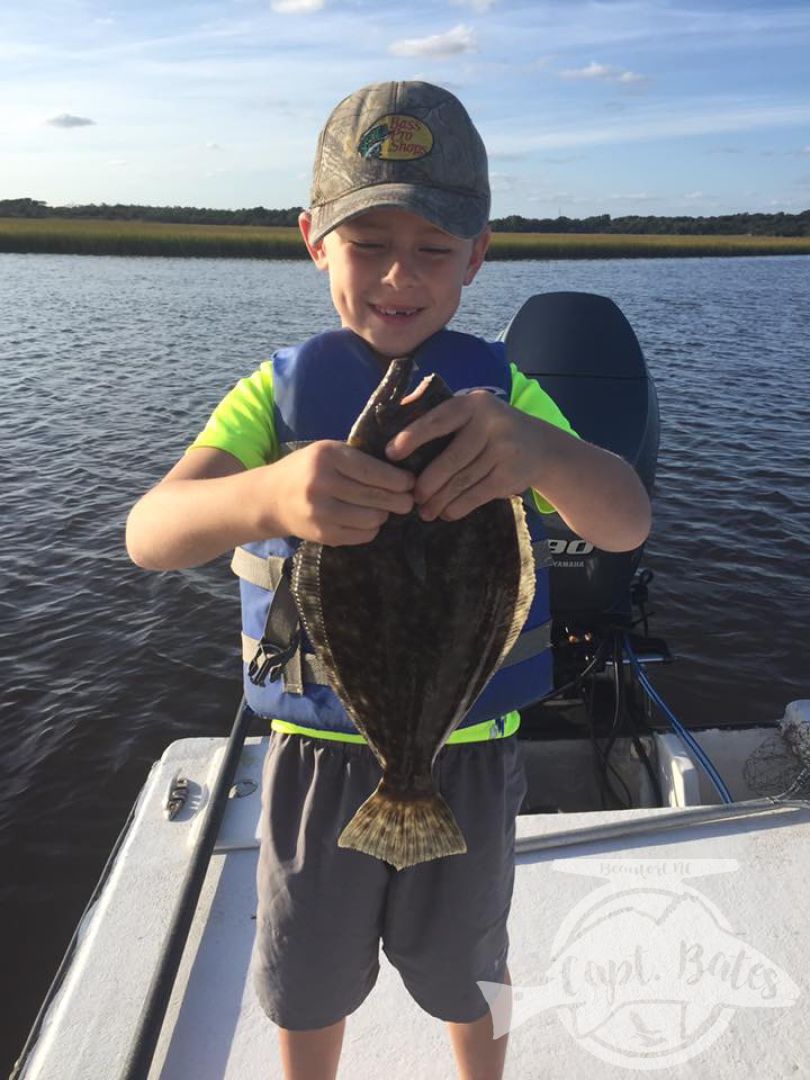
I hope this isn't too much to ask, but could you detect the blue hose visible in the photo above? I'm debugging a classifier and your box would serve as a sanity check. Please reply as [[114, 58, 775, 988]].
[[623, 635, 734, 804]]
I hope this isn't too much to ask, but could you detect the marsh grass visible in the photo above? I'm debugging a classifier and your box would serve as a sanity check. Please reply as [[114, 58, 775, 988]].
[[489, 231, 810, 259], [2, 217, 809, 259], [0, 218, 300, 258]]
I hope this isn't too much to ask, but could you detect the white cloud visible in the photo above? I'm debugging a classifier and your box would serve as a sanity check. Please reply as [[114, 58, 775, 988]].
[[617, 70, 648, 85], [205, 141, 222, 150], [46, 113, 95, 128], [389, 24, 476, 58], [560, 61, 649, 86], [271, 0, 324, 13], [561, 61, 615, 80], [107, 159, 127, 167], [450, 0, 497, 11]]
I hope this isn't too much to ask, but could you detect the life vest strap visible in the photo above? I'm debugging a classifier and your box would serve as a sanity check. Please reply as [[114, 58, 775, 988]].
[[231, 546, 285, 590], [242, 632, 331, 687], [245, 564, 305, 693]]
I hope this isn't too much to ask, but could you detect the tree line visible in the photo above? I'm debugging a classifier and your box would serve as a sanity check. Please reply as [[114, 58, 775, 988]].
[[489, 210, 810, 237], [0, 198, 302, 227], [2, 198, 808, 236]]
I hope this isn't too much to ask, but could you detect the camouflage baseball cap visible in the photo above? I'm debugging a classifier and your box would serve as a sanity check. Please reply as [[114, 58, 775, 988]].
[[308, 81, 490, 244]]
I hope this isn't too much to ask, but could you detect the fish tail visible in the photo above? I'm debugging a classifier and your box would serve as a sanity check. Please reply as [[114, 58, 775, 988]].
[[338, 783, 467, 870]]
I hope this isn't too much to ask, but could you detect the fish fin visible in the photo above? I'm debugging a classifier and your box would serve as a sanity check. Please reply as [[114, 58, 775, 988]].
[[434, 499, 537, 743], [338, 783, 467, 870], [498, 496, 537, 663]]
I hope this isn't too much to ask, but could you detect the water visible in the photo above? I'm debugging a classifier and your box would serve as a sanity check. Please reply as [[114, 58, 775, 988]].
[[1, 252, 809, 1071]]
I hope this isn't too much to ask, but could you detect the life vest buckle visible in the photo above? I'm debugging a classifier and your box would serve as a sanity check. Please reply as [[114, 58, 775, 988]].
[[248, 631, 301, 687]]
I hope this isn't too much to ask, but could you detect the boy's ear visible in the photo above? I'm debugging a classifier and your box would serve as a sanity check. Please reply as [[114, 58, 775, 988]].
[[463, 226, 491, 285], [298, 211, 329, 270]]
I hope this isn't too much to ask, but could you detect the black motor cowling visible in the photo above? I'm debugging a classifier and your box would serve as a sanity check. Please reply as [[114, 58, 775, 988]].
[[502, 292, 659, 622]]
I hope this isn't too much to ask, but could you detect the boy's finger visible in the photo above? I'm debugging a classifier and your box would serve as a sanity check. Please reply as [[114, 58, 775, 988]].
[[330, 474, 414, 515], [437, 492, 486, 522], [322, 522, 384, 547], [413, 422, 488, 504], [385, 397, 469, 460], [437, 471, 503, 521], [327, 499, 389, 529], [416, 453, 493, 521], [337, 446, 415, 491]]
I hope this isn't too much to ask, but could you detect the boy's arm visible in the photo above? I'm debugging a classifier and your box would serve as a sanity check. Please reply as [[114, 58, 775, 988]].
[[125, 443, 415, 571], [386, 391, 651, 553], [126, 447, 263, 571]]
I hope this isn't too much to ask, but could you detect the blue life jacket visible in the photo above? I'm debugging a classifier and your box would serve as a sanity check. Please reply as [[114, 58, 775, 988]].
[[231, 328, 553, 737]]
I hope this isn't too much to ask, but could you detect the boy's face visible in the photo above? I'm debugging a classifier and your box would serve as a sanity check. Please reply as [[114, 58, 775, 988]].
[[299, 208, 490, 361]]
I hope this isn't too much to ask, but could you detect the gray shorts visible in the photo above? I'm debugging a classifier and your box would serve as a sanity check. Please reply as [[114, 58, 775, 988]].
[[252, 731, 527, 1029]]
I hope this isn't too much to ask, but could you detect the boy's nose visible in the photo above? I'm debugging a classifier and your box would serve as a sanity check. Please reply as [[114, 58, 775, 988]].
[[381, 254, 419, 287]]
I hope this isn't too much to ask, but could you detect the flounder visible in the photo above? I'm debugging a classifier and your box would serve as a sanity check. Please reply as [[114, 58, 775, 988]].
[[290, 357, 535, 870]]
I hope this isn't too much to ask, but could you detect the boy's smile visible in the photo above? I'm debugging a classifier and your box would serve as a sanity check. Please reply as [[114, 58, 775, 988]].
[[300, 208, 490, 362]]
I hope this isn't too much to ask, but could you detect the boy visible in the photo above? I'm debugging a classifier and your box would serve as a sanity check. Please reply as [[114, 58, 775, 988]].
[[126, 81, 651, 1080]]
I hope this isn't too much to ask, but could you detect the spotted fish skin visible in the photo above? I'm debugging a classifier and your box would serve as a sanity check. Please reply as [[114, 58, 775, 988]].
[[290, 357, 535, 870]]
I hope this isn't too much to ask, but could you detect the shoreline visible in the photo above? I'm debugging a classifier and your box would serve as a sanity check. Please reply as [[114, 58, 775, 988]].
[[2, 218, 809, 260]]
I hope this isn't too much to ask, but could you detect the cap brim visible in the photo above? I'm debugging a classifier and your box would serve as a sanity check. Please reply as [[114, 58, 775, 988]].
[[309, 183, 489, 245]]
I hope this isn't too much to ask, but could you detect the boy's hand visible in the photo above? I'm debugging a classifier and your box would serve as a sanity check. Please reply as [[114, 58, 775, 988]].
[[385, 391, 540, 521], [384, 389, 652, 553], [268, 440, 415, 546]]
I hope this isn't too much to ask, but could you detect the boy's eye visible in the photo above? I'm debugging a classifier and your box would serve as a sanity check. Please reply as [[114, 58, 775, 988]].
[[350, 240, 384, 250], [422, 246, 451, 255]]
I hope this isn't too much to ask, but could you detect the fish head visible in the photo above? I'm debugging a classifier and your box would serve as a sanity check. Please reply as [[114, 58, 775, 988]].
[[348, 357, 454, 472]]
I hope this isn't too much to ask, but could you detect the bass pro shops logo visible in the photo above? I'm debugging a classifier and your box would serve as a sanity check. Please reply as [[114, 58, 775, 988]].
[[357, 114, 434, 161]]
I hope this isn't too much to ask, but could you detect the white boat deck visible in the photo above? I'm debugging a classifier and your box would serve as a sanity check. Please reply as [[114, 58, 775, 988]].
[[20, 735, 810, 1079]]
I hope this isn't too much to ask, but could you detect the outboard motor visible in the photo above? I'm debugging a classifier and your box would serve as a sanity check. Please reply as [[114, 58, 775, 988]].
[[502, 292, 659, 625]]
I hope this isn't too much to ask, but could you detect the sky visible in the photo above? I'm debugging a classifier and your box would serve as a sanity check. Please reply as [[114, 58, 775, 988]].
[[2, 0, 809, 219]]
